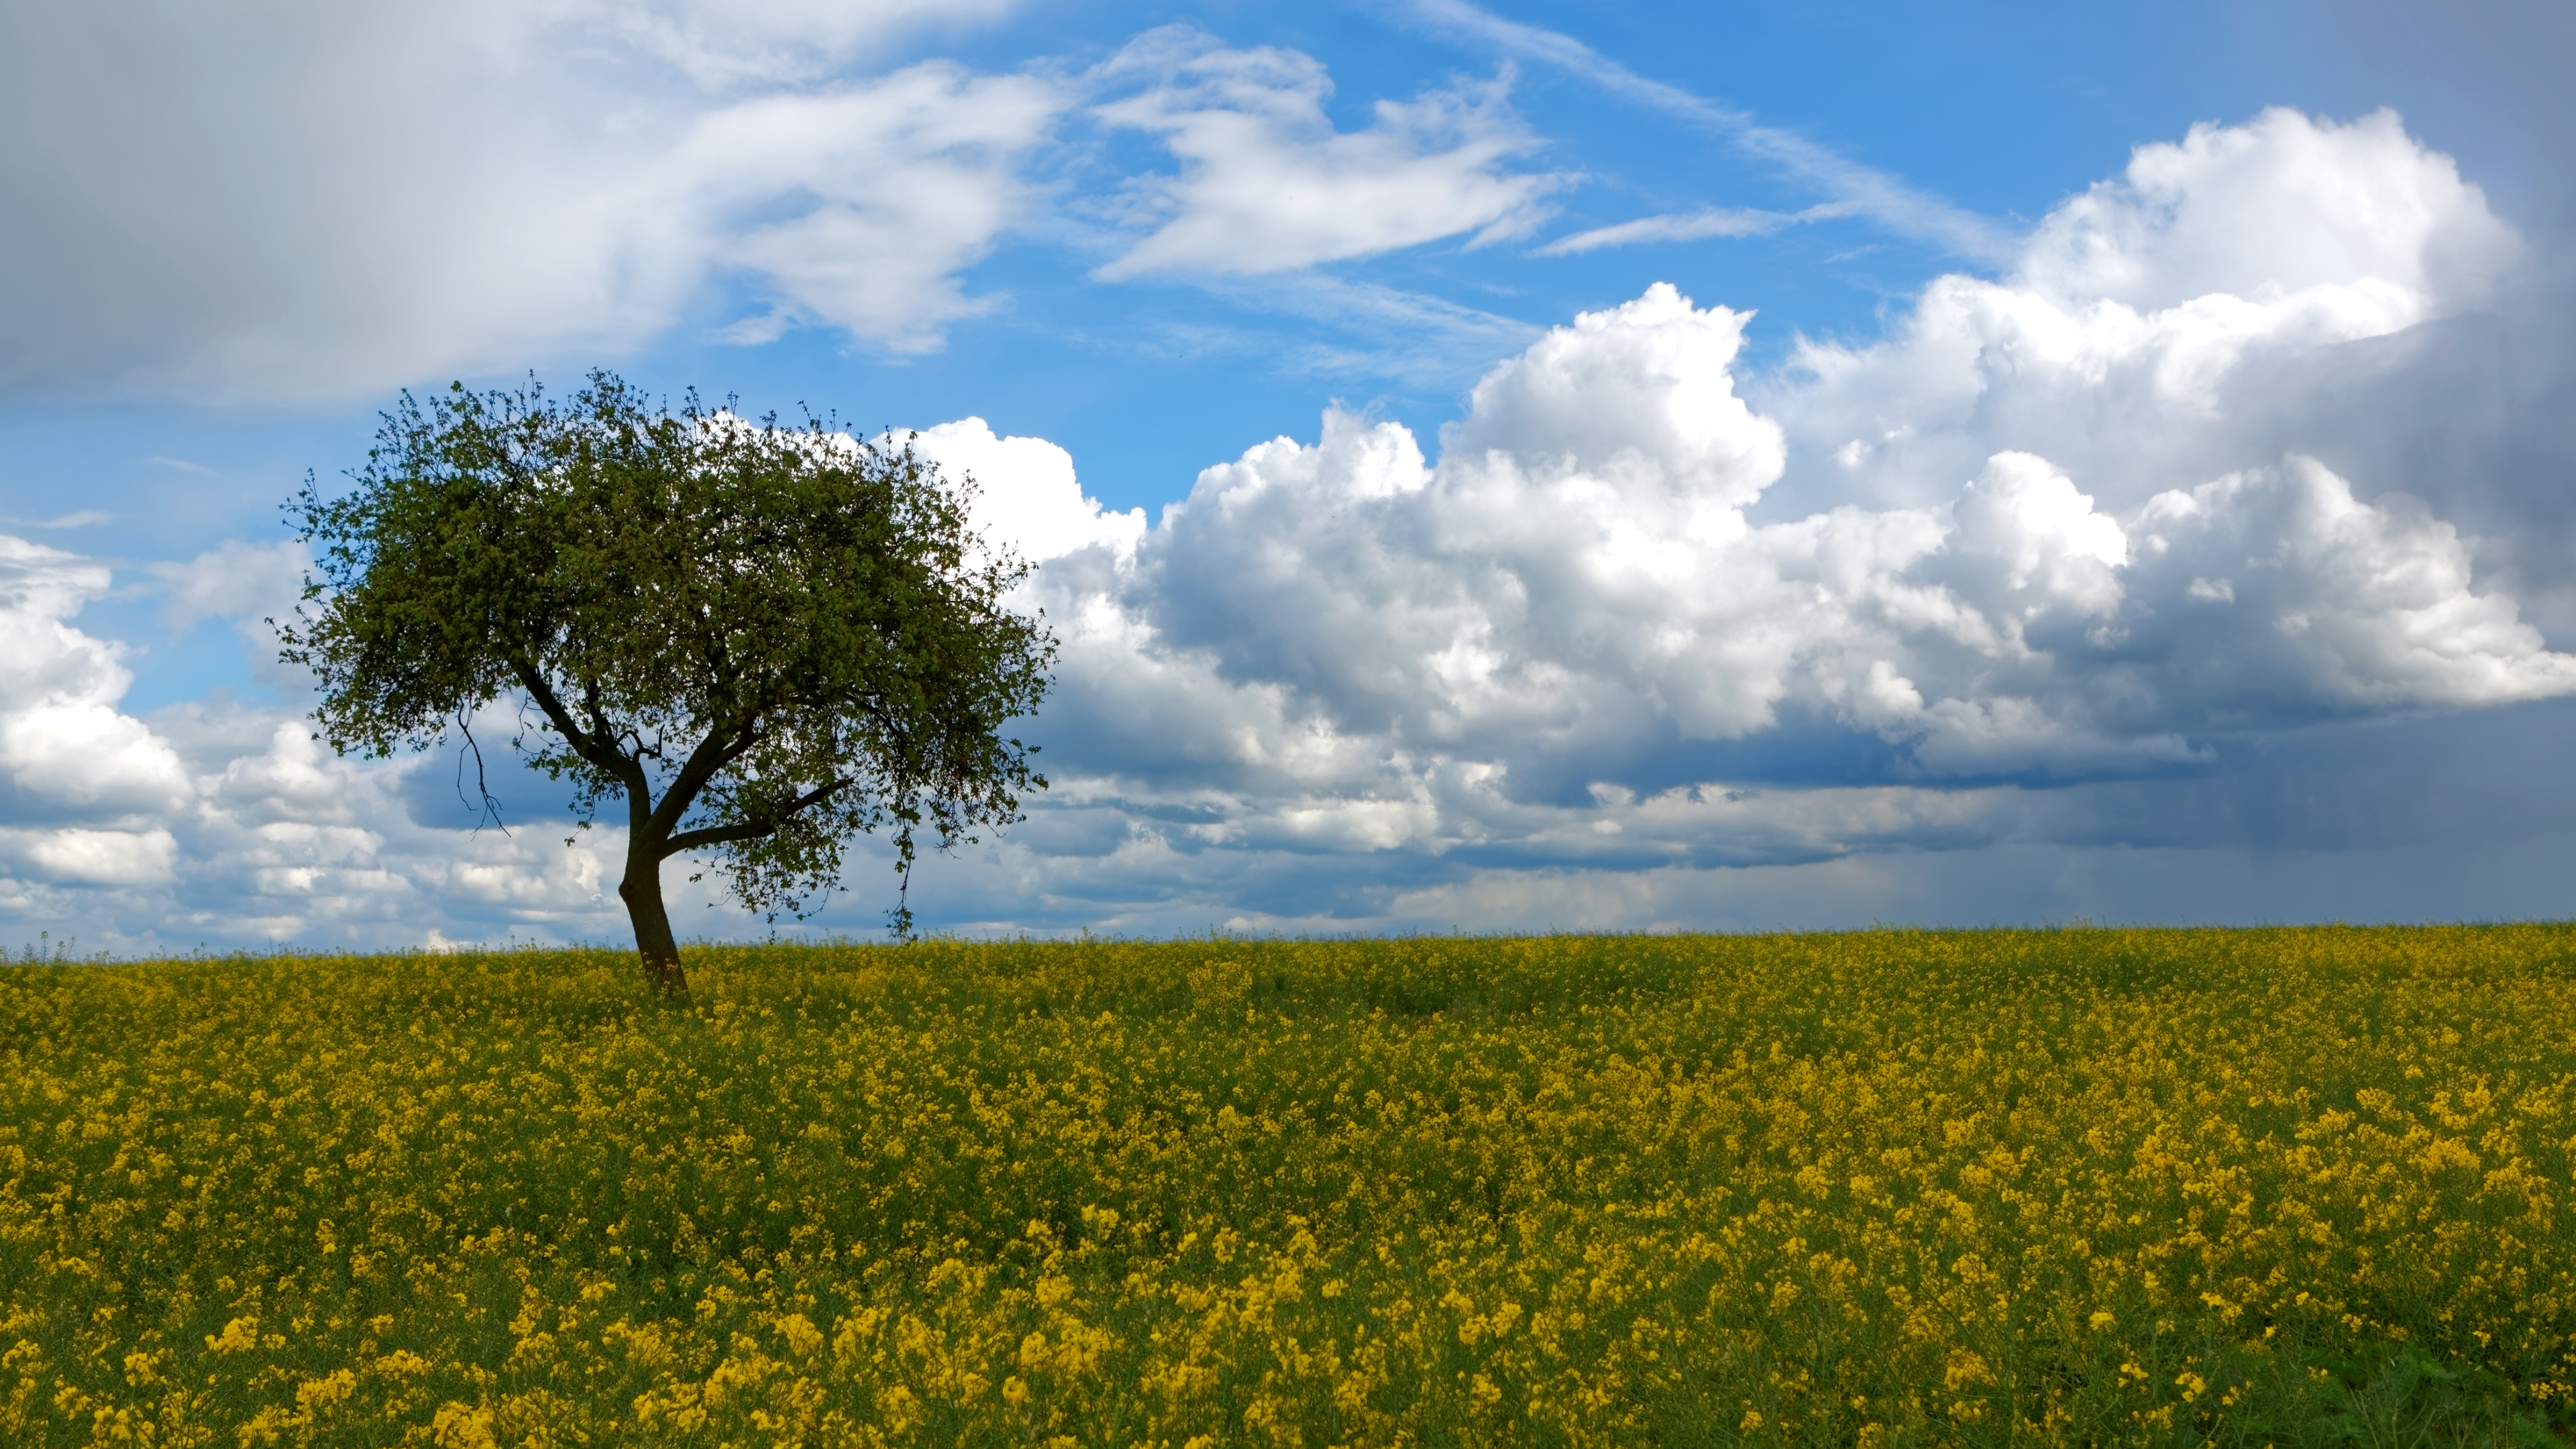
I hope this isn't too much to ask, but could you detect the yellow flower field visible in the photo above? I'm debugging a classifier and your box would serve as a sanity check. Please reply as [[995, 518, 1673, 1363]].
[[3, 926, 2573, 1445]]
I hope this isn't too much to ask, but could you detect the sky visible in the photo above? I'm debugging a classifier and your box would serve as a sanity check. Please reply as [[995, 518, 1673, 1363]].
[[3, 0, 2573, 952]]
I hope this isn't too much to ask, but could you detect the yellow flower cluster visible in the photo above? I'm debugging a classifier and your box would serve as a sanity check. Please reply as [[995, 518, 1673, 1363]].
[[3, 926, 2573, 1444]]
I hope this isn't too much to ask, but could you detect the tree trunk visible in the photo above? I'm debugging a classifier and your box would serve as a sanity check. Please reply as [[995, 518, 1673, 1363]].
[[619, 852, 690, 1002]]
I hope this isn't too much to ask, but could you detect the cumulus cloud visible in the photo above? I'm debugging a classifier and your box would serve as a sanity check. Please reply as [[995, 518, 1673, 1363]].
[[0, 536, 190, 819], [0, 529, 649, 951], [968, 109, 2571, 902], [1092, 28, 1556, 278], [1766, 108, 2522, 517], [2017, 108, 2518, 315], [906, 419, 1148, 564], [19, 828, 176, 887], [0, 689, 657, 953], [1036, 280, 2566, 822]]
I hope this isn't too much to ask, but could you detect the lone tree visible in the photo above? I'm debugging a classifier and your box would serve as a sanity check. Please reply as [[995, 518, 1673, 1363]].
[[280, 372, 1054, 999]]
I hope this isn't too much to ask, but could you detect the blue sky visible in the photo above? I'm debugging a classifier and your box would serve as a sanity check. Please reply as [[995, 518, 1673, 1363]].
[[1, 0, 2571, 950]]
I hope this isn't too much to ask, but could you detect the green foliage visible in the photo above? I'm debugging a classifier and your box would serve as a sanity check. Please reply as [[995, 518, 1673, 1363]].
[[5, 926, 2576, 1444], [278, 372, 1053, 966]]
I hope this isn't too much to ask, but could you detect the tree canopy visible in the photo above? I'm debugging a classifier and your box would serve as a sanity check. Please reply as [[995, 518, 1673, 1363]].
[[280, 372, 1054, 998]]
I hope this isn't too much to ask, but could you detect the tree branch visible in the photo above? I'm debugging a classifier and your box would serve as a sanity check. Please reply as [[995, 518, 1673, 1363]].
[[855, 694, 914, 761], [512, 659, 653, 828], [513, 662, 616, 773], [659, 775, 851, 859], [645, 712, 765, 845]]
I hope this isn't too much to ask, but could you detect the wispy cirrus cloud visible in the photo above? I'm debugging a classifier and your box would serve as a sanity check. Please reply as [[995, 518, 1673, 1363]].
[[1534, 202, 1856, 256], [1, 512, 112, 530], [1399, 0, 2013, 264]]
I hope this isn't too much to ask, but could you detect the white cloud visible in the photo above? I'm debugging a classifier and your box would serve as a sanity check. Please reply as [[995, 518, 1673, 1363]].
[[680, 66, 1064, 352], [2114, 456, 2576, 716], [906, 419, 1148, 565], [148, 539, 308, 631], [0, 702, 193, 816], [1093, 28, 1556, 278], [1766, 109, 2521, 517], [1444, 282, 1784, 508], [21, 828, 176, 886], [2018, 108, 2518, 315], [0, 535, 110, 622], [0, 535, 190, 816]]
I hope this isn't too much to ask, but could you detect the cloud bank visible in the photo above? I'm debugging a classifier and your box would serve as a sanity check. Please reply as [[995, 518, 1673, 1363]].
[[10, 106, 2576, 949], [0, 1, 1074, 392], [0, 5, 1578, 398]]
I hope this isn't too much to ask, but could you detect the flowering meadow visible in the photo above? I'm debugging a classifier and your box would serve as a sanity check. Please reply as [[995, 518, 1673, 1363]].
[[3, 927, 2575, 1446]]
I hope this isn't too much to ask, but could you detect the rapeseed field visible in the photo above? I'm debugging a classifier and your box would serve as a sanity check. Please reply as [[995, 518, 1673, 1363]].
[[3, 927, 2573, 1446]]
